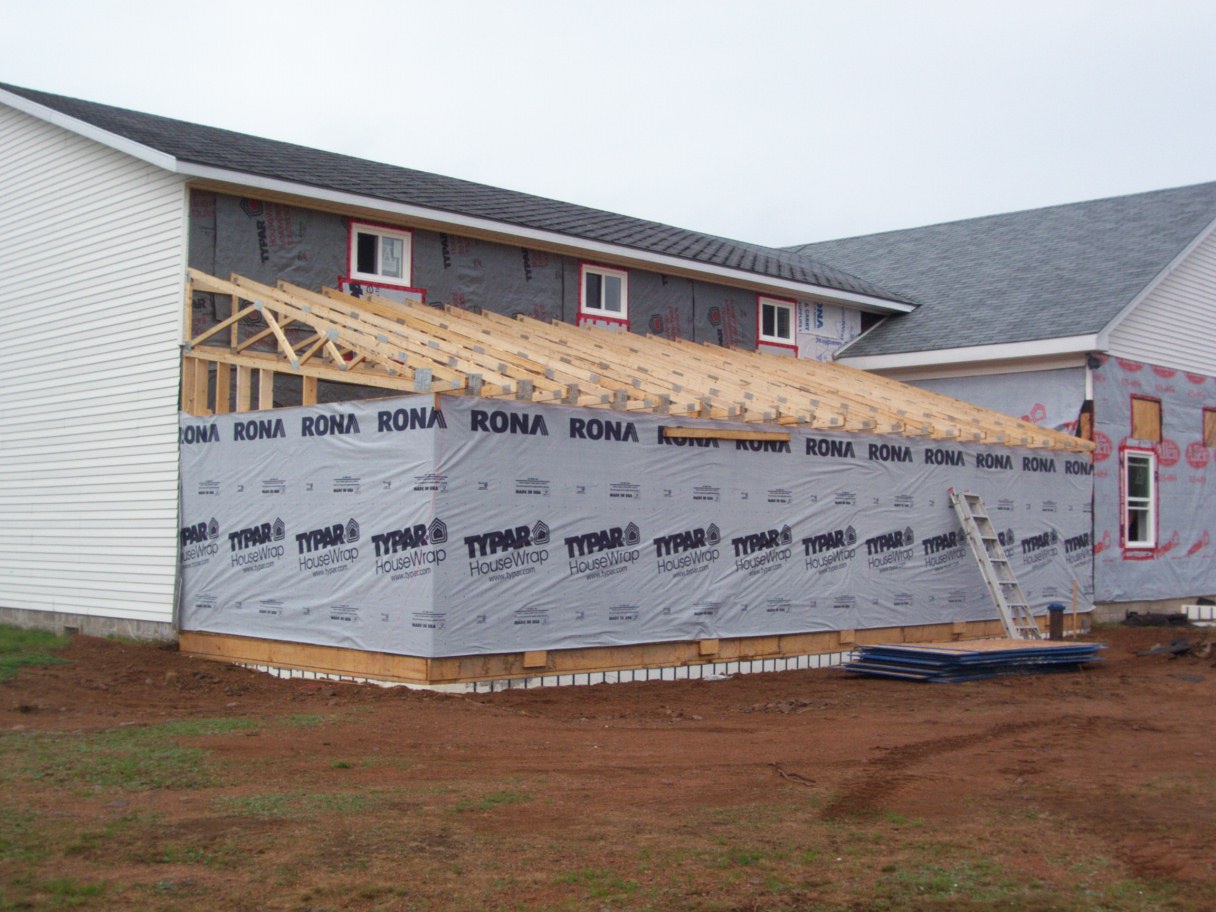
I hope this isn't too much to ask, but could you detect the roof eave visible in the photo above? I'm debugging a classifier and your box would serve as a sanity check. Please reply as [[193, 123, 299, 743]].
[[179, 162, 915, 314], [1, 85, 913, 313], [838, 334, 1100, 373], [0, 86, 178, 172]]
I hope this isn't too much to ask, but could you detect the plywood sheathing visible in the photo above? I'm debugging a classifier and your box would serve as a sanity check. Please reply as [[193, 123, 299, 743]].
[[182, 270, 1091, 452]]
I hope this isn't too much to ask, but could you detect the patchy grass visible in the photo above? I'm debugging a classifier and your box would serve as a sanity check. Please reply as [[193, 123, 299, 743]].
[[0, 717, 255, 793], [453, 789, 531, 813], [0, 624, 68, 681], [214, 790, 383, 819]]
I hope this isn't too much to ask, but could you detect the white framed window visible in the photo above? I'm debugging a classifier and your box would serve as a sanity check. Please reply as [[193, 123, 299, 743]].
[[349, 223, 412, 286], [758, 296, 795, 346], [579, 264, 628, 323], [1122, 449, 1157, 549]]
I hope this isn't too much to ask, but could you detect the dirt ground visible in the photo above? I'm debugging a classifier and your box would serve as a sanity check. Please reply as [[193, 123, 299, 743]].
[[2, 624, 1215, 911]]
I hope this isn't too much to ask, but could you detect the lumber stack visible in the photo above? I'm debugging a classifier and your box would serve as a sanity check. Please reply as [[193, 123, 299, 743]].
[[846, 639, 1103, 682]]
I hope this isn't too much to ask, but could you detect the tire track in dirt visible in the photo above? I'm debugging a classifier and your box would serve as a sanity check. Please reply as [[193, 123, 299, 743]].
[[821, 714, 1158, 819]]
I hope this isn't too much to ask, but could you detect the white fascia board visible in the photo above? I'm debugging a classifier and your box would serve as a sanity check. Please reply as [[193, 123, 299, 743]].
[[177, 162, 915, 315], [0, 89, 178, 172], [838, 334, 1100, 372], [1095, 214, 1216, 349]]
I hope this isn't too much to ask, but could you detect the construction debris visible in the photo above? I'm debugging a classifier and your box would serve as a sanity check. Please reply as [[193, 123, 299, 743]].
[[1122, 611, 1192, 627], [845, 639, 1104, 683], [1136, 637, 1212, 659]]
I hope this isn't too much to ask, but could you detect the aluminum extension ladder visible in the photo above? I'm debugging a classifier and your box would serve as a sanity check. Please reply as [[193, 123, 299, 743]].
[[948, 488, 1043, 640]]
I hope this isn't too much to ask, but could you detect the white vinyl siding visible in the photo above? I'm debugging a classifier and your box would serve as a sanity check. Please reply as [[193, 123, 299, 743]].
[[0, 104, 187, 624], [1106, 227, 1216, 375]]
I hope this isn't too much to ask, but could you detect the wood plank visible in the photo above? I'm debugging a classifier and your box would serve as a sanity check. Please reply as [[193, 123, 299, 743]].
[[663, 427, 791, 442], [214, 362, 231, 414], [180, 356, 197, 413], [192, 346, 429, 395], [302, 375, 317, 407], [193, 358, 211, 416], [257, 368, 274, 410], [180, 617, 1027, 686], [235, 365, 252, 412], [179, 632, 430, 683]]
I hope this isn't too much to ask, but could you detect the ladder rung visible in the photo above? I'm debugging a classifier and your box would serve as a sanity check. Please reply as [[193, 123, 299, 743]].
[[949, 487, 1042, 641]]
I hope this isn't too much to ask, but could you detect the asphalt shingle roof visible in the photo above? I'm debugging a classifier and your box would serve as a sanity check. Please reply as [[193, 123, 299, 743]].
[[786, 182, 1216, 357], [0, 82, 909, 306]]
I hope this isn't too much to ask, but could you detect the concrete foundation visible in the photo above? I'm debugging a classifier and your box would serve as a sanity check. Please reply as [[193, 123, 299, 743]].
[[1092, 596, 1216, 623], [0, 605, 176, 642]]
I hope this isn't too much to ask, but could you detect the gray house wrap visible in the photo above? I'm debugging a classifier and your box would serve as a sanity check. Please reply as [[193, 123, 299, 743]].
[[178, 396, 1092, 658], [910, 368, 1087, 433], [1092, 356, 1216, 602], [187, 190, 782, 353]]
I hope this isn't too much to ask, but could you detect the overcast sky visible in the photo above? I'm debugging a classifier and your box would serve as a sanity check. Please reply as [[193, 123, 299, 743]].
[[3, 0, 1214, 247]]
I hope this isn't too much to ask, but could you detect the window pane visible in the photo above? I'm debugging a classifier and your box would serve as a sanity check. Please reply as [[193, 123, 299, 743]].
[[762, 304, 775, 337], [380, 236, 404, 278], [1127, 506, 1150, 544], [585, 273, 601, 310], [1127, 457, 1151, 498], [776, 306, 790, 339], [603, 275, 622, 312], [356, 233, 377, 275]]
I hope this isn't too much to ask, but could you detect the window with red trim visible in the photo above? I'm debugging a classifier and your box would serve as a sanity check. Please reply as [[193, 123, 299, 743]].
[[349, 222, 412, 287], [1122, 449, 1157, 549], [579, 264, 628, 323], [758, 296, 794, 346]]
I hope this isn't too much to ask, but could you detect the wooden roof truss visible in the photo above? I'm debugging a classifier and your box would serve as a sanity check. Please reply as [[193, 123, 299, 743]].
[[182, 270, 1091, 453]]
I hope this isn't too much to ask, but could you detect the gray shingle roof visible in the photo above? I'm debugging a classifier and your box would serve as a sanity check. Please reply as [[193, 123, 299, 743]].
[[786, 182, 1216, 357], [0, 82, 910, 306]]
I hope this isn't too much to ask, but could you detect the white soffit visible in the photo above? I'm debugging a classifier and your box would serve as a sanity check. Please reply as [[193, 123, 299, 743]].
[[838, 335, 1100, 373]]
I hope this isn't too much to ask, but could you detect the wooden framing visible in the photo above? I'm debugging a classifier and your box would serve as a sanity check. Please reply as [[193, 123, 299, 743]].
[[177, 612, 1087, 687], [181, 270, 1091, 453], [177, 270, 1093, 686]]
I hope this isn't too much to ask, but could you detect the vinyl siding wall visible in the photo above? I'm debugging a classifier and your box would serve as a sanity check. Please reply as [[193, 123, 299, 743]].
[[1106, 228, 1216, 376], [0, 104, 186, 624]]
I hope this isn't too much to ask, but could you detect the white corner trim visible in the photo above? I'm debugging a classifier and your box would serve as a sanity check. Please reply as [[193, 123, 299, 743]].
[[0, 89, 178, 172], [176, 162, 916, 314], [1095, 214, 1216, 349], [838, 334, 1100, 372]]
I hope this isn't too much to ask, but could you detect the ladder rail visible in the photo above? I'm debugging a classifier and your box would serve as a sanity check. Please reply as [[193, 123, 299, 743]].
[[949, 487, 1043, 640]]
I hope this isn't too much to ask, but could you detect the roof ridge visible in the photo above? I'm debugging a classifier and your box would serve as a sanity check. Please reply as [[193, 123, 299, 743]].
[[786, 180, 1216, 252]]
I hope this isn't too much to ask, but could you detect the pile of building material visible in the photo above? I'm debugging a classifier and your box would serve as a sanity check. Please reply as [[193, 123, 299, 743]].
[[846, 639, 1103, 682]]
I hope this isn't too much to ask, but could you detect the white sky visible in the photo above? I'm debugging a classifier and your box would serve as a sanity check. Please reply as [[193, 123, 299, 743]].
[[3, 0, 1214, 247]]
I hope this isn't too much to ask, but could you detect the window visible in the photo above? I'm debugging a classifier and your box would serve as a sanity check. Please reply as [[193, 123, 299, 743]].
[[1130, 396, 1161, 442], [1123, 450, 1157, 549], [579, 264, 628, 323], [758, 296, 795, 346], [1204, 408, 1216, 448], [349, 223, 412, 286]]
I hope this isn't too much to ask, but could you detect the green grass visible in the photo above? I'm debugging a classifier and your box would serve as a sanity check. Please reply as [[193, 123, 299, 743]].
[[215, 790, 380, 819], [0, 624, 69, 681], [453, 789, 531, 813], [0, 717, 256, 792], [555, 868, 639, 901]]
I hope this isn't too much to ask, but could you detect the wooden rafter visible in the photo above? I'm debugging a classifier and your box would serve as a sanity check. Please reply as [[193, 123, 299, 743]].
[[179, 270, 1092, 453]]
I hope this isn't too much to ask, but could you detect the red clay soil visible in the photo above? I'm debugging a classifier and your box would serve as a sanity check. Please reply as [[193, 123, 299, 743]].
[[2, 624, 1215, 911]]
